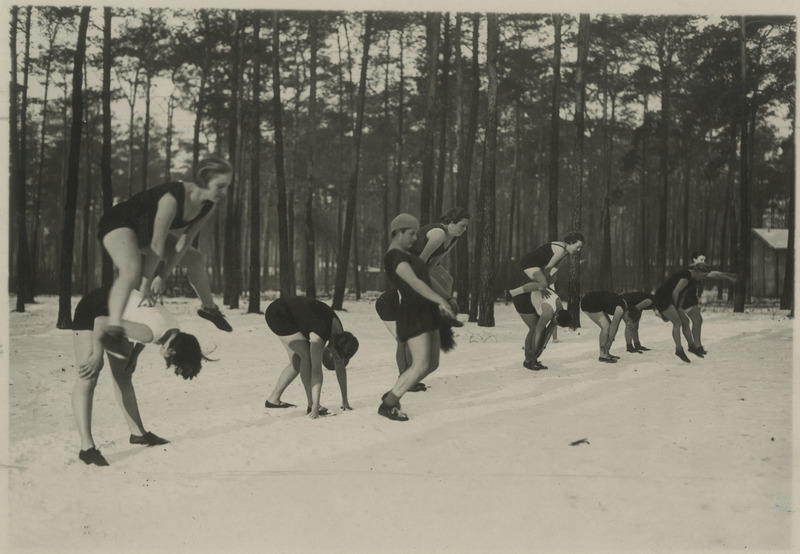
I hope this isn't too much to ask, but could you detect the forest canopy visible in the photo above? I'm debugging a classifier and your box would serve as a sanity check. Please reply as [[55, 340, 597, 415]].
[[7, 7, 796, 324]]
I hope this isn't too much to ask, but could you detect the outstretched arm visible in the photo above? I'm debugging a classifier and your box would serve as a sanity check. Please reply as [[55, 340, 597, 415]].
[[606, 306, 625, 347], [395, 261, 456, 319]]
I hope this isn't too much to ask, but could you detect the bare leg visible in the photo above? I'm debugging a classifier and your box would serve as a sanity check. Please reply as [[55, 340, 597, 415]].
[[102, 228, 142, 327], [516, 312, 538, 364], [390, 331, 438, 398], [109, 349, 147, 436], [267, 345, 302, 405], [383, 321, 411, 375], [585, 311, 611, 358], [162, 234, 216, 309], [685, 306, 703, 348], [72, 331, 100, 451], [531, 304, 555, 363], [181, 246, 216, 309]]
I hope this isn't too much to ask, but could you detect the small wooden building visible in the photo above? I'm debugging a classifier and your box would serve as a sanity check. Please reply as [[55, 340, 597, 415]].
[[750, 228, 788, 298]]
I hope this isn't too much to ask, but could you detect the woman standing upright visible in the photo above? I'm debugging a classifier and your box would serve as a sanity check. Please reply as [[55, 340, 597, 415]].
[[96, 157, 233, 357], [378, 214, 458, 421]]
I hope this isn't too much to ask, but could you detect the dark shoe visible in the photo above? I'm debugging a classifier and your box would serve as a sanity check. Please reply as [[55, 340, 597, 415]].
[[100, 326, 131, 359], [378, 402, 409, 421], [197, 306, 233, 332], [130, 431, 169, 446], [635, 344, 650, 352], [533, 361, 548, 370], [408, 382, 427, 392], [522, 360, 534, 370], [626, 344, 638, 353], [607, 353, 620, 360], [675, 350, 691, 363], [687, 345, 705, 358], [698, 346, 708, 355], [307, 406, 330, 415], [265, 400, 296, 409], [79, 447, 109, 466], [598, 356, 617, 363]]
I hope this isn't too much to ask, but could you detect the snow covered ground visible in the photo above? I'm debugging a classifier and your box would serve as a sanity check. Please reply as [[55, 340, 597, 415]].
[[3, 294, 796, 552]]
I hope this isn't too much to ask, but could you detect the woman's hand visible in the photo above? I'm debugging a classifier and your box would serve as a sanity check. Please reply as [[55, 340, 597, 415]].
[[541, 288, 552, 299], [79, 355, 103, 380]]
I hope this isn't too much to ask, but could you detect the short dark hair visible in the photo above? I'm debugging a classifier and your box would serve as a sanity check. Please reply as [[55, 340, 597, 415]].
[[331, 331, 359, 362], [555, 309, 572, 327], [165, 332, 210, 380], [564, 231, 585, 245], [441, 207, 470, 225]]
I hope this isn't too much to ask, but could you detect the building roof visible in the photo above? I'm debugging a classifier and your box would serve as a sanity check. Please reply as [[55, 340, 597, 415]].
[[751, 228, 788, 250]]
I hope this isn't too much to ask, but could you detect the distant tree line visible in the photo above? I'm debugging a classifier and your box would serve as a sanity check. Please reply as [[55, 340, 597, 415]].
[[8, 8, 796, 326]]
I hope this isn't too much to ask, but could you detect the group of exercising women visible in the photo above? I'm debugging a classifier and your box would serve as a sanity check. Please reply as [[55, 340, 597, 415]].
[[509, 242, 735, 370], [69, 153, 731, 465]]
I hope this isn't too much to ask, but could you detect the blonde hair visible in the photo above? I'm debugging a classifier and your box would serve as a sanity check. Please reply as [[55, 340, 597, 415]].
[[194, 156, 232, 188]]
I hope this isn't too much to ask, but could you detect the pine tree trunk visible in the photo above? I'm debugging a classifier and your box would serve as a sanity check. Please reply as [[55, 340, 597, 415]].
[[332, 13, 372, 310], [548, 13, 562, 240], [420, 12, 440, 224], [248, 13, 262, 313], [477, 13, 499, 327], [455, 14, 480, 314], [272, 11, 293, 298], [100, 7, 114, 288], [566, 14, 590, 329], [305, 14, 319, 299], [435, 13, 450, 218], [56, 6, 90, 328]]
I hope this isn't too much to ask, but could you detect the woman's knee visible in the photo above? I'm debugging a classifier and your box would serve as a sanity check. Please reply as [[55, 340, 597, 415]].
[[182, 247, 205, 268]]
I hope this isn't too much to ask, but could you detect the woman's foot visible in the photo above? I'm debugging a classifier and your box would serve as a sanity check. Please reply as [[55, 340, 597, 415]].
[[626, 344, 641, 353], [675, 349, 691, 363], [130, 431, 169, 446], [635, 344, 650, 352], [79, 447, 109, 466], [598, 356, 617, 363], [407, 382, 427, 392], [687, 345, 705, 358], [378, 402, 409, 421], [197, 305, 233, 332]]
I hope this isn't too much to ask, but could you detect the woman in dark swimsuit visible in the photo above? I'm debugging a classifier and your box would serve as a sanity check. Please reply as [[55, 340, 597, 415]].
[[679, 251, 737, 355], [653, 263, 713, 362], [580, 291, 636, 363], [97, 157, 233, 356], [508, 231, 584, 301], [263, 296, 359, 419], [409, 207, 469, 311], [378, 214, 458, 421], [619, 291, 655, 353]]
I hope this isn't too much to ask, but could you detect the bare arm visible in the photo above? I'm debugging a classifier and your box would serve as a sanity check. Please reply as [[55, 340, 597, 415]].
[[635, 298, 654, 311], [607, 306, 625, 346], [162, 204, 216, 279], [395, 261, 455, 318], [544, 245, 568, 271], [307, 334, 325, 418], [417, 228, 446, 264], [672, 278, 689, 304]]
